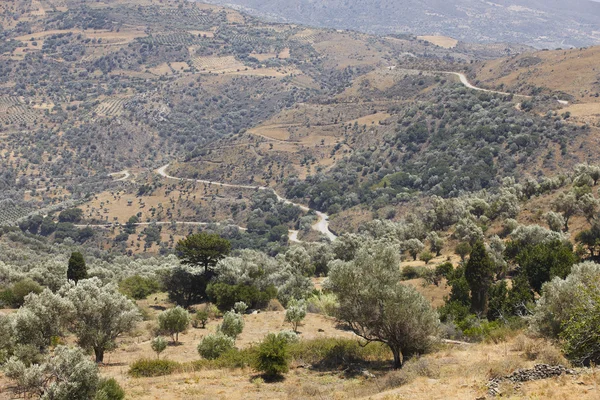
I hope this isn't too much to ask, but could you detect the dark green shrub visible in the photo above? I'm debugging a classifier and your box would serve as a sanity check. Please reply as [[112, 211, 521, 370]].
[[95, 378, 125, 400], [254, 333, 290, 378], [128, 359, 180, 377], [515, 240, 577, 293], [11, 279, 43, 307], [0, 288, 15, 308], [435, 262, 454, 279], [207, 282, 276, 311], [119, 275, 161, 300], [191, 310, 209, 328], [400, 266, 430, 280]]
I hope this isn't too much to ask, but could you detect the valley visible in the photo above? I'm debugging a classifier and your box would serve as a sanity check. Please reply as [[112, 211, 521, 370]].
[[2, 1, 600, 400]]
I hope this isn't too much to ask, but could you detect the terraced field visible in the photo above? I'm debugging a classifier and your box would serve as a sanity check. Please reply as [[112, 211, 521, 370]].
[[0, 97, 41, 126], [190, 55, 246, 72], [93, 98, 129, 117], [0, 199, 32, 226], [140, 32, 196, 46]]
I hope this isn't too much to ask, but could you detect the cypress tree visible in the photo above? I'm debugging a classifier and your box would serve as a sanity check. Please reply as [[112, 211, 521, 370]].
[[465, 241, 495, 315], [67, 251, 88, 283]]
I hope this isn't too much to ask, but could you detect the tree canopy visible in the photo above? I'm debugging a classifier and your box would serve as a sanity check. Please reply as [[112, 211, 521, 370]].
[[327, 244, 439, 368], [175, 233, 231, 272]]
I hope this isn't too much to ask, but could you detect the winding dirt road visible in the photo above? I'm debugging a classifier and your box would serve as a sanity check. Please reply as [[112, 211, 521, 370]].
[[445, 72, 527, 97], [109, 170, 131, 182], [443, 71, 568, 104], [156, 164, 336, 241]]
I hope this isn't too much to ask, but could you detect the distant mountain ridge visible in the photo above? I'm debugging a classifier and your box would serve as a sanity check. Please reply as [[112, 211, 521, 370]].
[[202, 0, 600, 48]]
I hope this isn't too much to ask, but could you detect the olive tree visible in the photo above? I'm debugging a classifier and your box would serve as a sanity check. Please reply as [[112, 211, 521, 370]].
[[158, 306, 190, 343], [545, 211, 565, 233], [219, 311, 244, 340], [3, 346, 99, 400], [60, 278, 141, 363], [578, 193, 599, 223], [552, 192, 579, 231], [404, 238, 424, 261], [284, 299, 307, 333], [11, 289, 74, 350], [531, 262, 600, 365], [427, 232, 444, 256], [531, 262, 600, 338], [326, 244, 439, 368], [151, 336, 168, 359], [197, 332, 235, 360]]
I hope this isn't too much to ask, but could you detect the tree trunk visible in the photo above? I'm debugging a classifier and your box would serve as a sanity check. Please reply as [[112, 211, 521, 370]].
[[471, 290, 488, 315], [94, 347, 104, 363], [391, 346, 403, 369]]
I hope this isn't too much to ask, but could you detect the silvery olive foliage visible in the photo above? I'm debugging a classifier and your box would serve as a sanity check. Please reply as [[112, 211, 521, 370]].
[[531, 262, 600, 339], [219, 311, 244, 340], [3, 346, 99, 400], [326, 243, 439, 368], [158, 307, 190, 343], [284, 299, 307, 333], [59, 278, 141, 363]]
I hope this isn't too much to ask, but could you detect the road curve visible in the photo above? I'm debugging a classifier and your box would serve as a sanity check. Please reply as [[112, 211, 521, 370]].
[[156, 164, 336, 241], [446, 72, 526, 97], [109, 170, 131, 182], [442, 71, 567, 104]]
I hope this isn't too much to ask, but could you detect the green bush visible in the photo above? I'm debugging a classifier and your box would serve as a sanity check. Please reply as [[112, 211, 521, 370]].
[[254, 333, 291, 378], [191, 310, 209, 329], [462, 318, 523, 343], [560, 285, 600, 366], [119, 275, 161, 300], [219, 311, 244, 340], [435, 262, 454, 279], [197, 333, 235, 360], [128, 359, 179, 377], [400, 265, 430, 280], [0, 288, 15, 308], [207, 282, 276, 311], [419, 250, 434, 264], [158, 306, 190, 343], [11, 279, 43, 307], [95, 378, 125, 400]]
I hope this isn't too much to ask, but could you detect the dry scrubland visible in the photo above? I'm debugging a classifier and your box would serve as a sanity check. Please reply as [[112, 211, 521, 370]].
[[3, 292, 598, 400], [3, 1, 600, 399], [472, 46, 600, 124]]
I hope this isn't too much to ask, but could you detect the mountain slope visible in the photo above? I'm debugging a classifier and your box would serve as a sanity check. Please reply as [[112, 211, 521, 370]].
[[204, 0, 600, 48]]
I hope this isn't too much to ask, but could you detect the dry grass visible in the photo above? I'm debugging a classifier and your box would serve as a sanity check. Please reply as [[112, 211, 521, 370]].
[[2, 307, 599, 400], [474, 46, 600, 103], [417, 35, 458, 48]]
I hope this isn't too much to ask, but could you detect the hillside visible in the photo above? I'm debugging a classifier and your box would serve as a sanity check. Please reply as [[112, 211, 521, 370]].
[[205, 0, 600, 48], [4, 2, 600, 399], [469, 46, 600, 125]]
